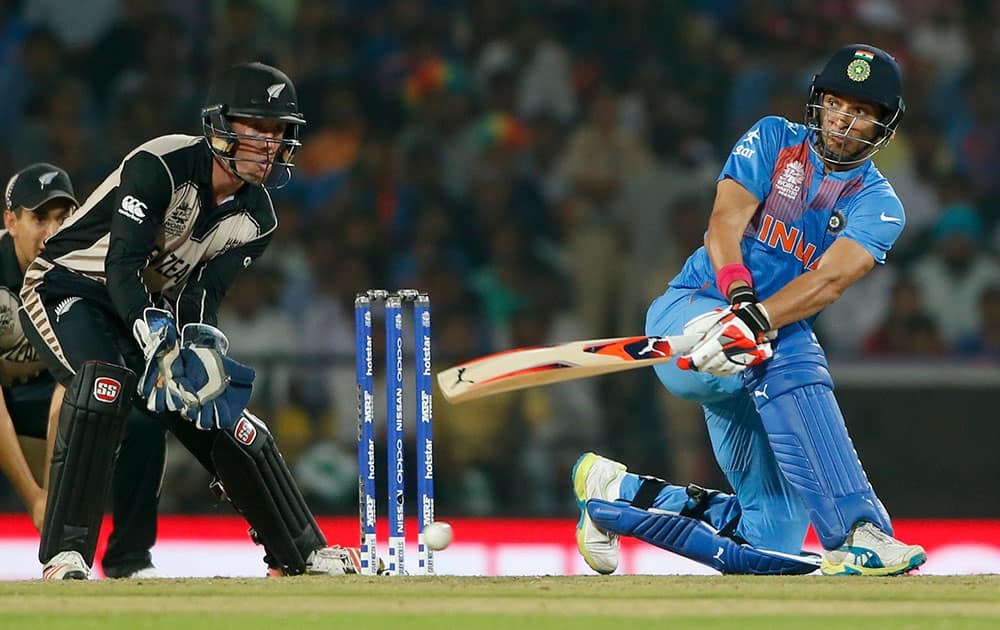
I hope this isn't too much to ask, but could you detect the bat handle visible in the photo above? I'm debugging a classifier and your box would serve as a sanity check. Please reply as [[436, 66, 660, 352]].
[[676, 356, 694, 371]]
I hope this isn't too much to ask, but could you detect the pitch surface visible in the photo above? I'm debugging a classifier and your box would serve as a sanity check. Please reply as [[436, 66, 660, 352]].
[[1, 575, 997, 628]]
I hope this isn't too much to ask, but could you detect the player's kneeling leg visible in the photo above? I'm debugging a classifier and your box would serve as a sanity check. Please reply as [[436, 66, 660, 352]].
[[586, 478, 820, 575], [41, 361, 136, 578], [746, 327, 894, 544], [210, 411, 356, 576]]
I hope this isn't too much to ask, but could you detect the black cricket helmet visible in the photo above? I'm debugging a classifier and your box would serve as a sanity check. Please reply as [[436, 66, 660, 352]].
[[806, 44, 905, 165], [202, 62, 306, 188]]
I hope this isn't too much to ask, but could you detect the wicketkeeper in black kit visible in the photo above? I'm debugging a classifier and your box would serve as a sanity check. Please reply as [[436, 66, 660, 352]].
[[1, 163, 164, 579], [20, 62, 363, 579]]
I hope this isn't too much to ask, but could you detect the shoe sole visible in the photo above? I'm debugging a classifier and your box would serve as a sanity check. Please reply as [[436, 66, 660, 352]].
[[104, 566, 159, 579], [820, 550, 928, 576], [42, 566, 87, 580], [571, 452, 620, 575], [61, 571, 87, 580]]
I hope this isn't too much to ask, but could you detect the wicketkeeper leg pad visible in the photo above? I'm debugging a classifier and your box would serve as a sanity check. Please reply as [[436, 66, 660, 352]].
[[587, 498, 820, 575], [40, 361, 136, 565], [210, 411, 326, 575], [745, 324, 892, 550]]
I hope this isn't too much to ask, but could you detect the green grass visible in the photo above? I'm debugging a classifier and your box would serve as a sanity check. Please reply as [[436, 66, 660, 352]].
[[1, 575, 998, 629]]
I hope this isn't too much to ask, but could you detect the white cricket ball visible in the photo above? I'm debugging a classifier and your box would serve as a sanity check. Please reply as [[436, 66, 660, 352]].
[[423, 521, 453, 551]]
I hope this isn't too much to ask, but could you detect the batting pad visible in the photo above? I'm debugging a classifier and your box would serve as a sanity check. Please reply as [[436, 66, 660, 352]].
[[746, 326, 892, 549], [587, 498, 820, 575], [40, 361, 135, 566], [211, 412, 326, 575], [754, 382, 893, 549]]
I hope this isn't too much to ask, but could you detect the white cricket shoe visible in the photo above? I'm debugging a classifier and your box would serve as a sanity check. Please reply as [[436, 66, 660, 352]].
[[304, 546, 355, 575], [104, 563, 161, 579], [268, 546, 378, 577], [42, 551, 90, 580], [572, 452, 627, 574], [122, 566, 162, 579], [821, 522, 927, 576]]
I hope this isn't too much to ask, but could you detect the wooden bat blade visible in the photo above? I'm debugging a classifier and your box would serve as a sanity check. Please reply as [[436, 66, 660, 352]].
[[436, 334, 701, 403]]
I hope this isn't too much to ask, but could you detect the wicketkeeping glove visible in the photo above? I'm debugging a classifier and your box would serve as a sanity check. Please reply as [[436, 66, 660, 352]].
[[133, 307, 186, 413], [174, 324, 255, 431], [678, 289, 774, 376], [180, 353, 255, 430]]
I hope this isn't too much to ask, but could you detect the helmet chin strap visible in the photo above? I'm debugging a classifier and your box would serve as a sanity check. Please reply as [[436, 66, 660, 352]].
[[812, 132, 876, 166], [805, 105, 892, 168], [215, 151, 293, 191], [266, 165, 292, 189], [203, 116, 298, 191]]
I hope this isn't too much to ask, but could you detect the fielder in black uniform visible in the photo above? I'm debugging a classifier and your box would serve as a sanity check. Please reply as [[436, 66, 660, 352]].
[[2, 163, 163, 579], [20, 62, 361, 579]]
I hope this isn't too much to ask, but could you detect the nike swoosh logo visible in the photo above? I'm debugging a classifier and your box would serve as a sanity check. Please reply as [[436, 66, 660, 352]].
[[879, 212, 902, 224]]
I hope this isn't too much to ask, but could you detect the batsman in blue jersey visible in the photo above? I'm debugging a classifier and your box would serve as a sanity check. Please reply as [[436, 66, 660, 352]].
[[573, 44, 927, 576]]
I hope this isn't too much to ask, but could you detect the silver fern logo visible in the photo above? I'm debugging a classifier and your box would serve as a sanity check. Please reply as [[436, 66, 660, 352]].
[[38, 171, 59, 187], [266, 83, 286, 101], [54, 297, 83, 322]]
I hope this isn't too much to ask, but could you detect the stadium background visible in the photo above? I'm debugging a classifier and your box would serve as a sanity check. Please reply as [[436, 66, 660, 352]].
[[0, 0, 997, 576]]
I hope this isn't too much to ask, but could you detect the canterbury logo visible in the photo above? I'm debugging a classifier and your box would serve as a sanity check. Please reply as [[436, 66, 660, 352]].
[[266, 83, 286, 101], [38, 171, 58, 187], [118, 195, 147, 223], [54, 296, 82, 322]]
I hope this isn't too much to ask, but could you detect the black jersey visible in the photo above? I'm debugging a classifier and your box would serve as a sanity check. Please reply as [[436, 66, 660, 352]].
[[24, 135, 277, 327], [0, 231, 53, 409], [0, 231, 41, 364]]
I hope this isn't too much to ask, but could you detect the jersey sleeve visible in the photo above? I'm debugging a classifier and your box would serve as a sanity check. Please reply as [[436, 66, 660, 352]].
[[717, 116, 785, 201], [838, 184, 905, 265], [173, 235, 273, 327], [105, 151, 173, 326]]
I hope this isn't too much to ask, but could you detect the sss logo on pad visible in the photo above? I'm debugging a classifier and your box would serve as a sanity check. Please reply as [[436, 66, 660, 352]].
[[234, 417, 257, 445], [93, 377, 122, 403]]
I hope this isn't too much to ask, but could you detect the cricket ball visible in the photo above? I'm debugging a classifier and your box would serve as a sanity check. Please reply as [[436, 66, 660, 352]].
[[423, 521, 453, 551]]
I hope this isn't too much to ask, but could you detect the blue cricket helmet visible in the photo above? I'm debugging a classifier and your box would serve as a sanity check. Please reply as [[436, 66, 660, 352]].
[[806, 44, 905, 165]]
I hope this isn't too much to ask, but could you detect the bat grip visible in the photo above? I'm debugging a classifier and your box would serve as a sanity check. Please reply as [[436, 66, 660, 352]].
[[676, 356, 694, 371]]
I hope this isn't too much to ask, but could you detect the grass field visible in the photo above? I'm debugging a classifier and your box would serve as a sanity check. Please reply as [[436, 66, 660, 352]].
[[2, 575, 998, 629]]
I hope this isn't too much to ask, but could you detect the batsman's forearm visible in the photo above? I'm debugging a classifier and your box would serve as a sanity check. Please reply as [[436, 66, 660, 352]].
[[762, 237, 875, 330], [705, 179, 760, 283], [762, 270, 846, 329], [705, 219, 747, 273]]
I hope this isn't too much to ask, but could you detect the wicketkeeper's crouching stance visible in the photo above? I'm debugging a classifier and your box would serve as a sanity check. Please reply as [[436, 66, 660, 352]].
[[20, 61, 363, 579]]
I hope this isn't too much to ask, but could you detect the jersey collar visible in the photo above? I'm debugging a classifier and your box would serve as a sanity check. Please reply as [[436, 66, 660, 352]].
[[806, 142, 874, 180]]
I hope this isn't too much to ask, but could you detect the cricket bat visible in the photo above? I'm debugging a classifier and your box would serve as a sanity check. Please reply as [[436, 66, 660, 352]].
[[437, 334, 702, 403]]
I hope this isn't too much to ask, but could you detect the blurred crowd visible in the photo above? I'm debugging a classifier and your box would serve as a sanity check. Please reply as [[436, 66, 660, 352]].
[[0, 0, 998, 518]]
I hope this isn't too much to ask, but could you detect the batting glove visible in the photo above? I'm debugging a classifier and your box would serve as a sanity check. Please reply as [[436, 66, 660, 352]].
[[678, 292, 774, 376]]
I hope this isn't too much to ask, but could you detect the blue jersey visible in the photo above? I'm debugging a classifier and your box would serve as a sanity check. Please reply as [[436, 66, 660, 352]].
[[669, 116, 905, 309]]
